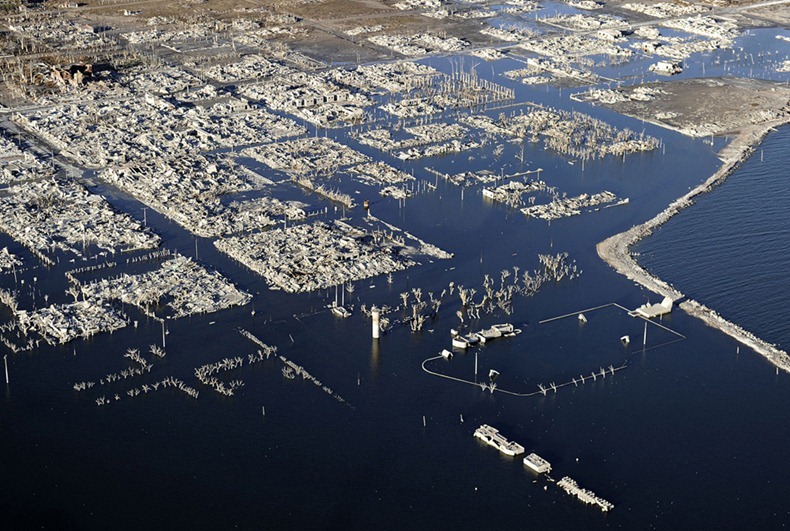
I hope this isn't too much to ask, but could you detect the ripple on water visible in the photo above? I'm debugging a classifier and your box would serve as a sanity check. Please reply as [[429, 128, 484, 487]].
[[637, 126, 790, 349]]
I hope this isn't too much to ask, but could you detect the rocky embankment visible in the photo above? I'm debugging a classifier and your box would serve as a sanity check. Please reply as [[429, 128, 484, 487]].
[[597, 118, 790, 372]]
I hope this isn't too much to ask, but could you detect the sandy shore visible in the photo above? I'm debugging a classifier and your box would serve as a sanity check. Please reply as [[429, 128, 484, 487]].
[[597, 118, 790, 373]]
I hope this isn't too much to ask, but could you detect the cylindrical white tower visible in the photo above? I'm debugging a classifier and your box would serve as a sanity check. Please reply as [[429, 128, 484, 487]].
[[372, 306, 380, 339]]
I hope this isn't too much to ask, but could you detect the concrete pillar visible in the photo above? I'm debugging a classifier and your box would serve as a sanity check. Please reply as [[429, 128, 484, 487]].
[[372, 306, 380, 339]]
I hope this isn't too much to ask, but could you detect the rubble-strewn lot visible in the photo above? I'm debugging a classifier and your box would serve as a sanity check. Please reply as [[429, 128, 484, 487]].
[[522, 191, 626, 220], [0, 133, 56, 185], [354, 122, 470, 151], [4, 253, 249, 347], [329, 62, 439, 94], [7, 17, 117, 50], [14, 93, 305, 168], [99, 155, 267, 238], [0, 178, 160, 261], [242, 137, 369, 176], [238, 67, 372, 127], [620, 2, 709, 18], [16, 300, 128, 346], [350, 161, 414, 186], [460, 107, 659, 159], [215, 219, 451, 293], [368, 33, 469, 56], [80, 254, 251, 318]]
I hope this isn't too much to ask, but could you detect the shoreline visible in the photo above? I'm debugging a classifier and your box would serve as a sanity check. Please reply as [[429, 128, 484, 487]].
[[597, 118, 790, 373]]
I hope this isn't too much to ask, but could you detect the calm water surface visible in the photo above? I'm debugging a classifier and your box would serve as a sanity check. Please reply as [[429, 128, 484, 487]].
[[637, 126, 790, 350]]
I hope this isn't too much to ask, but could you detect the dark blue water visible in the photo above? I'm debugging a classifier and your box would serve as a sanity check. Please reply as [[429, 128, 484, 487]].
[[637, 126, 790, 350]]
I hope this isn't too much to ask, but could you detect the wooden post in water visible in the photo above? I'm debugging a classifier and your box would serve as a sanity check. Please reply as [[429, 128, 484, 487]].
[[4, 354, 8, 384]]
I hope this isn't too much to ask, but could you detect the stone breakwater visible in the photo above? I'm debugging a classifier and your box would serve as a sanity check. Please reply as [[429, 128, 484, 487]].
[[597, 118, 790, 373], [680, 300, 790, 372]]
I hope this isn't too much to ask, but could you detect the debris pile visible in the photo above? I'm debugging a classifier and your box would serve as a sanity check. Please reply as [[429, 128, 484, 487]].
[[522, 191, 626, 220], [0, 178, 160, 262], [215, 219, 450, 293], [80, 254, 251, 318]]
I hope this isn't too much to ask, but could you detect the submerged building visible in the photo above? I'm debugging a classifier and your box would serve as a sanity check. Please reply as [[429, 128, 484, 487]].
[[632, 296, 674, 319]]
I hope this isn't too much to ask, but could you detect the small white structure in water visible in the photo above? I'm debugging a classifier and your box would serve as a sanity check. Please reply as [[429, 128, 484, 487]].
[[524, 453, 552, 474], [632, 296, 674, 319], [649, 61, 682, 75], [620, 335, 630, 345], [474, 424, 525, 457]]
